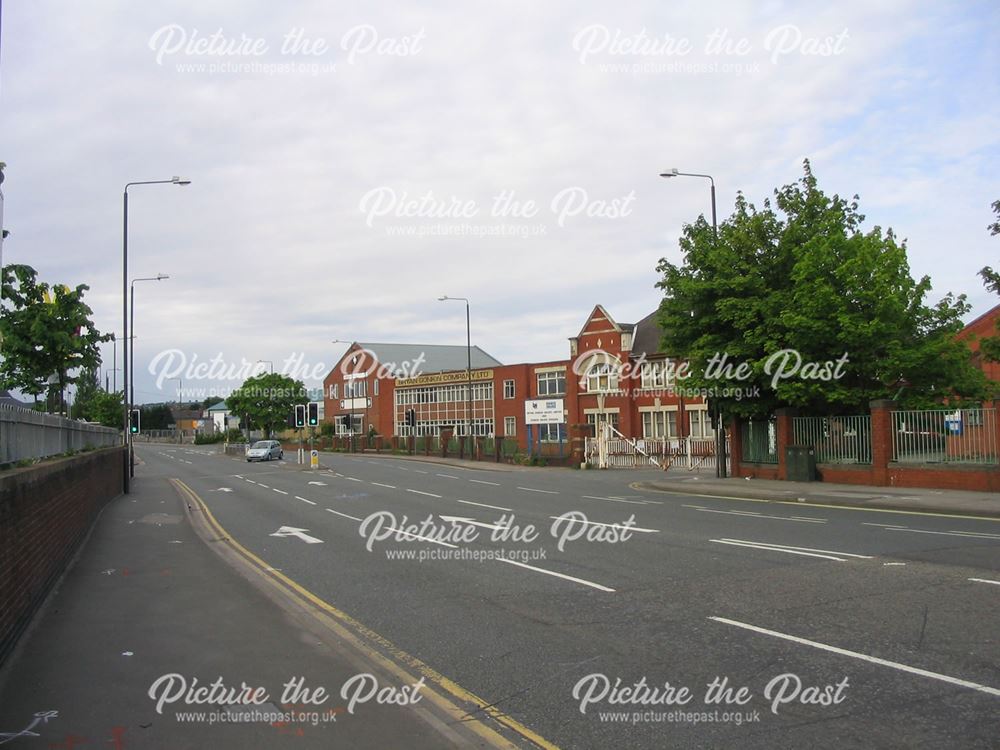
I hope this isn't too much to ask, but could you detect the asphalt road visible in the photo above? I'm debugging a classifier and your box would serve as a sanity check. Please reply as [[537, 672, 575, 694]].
[[139, 446, 1000, 749]]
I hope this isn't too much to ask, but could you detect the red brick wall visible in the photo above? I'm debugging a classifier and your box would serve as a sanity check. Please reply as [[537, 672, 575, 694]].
[[0, 447, 124, 668]]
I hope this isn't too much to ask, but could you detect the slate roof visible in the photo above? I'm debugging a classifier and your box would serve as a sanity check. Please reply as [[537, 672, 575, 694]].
[[353, 343, 503, 377], [629, 310, 668, 359]]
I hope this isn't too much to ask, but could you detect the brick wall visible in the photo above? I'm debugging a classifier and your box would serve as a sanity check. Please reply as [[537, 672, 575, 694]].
[[0, 447, 124, 668]]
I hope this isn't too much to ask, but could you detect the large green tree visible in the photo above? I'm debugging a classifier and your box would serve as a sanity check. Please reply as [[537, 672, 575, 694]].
[[656, 161, 987, 418], [976, 199, 1000, 364], [0, 264, 110, 410], [226, 372, 307, 438]]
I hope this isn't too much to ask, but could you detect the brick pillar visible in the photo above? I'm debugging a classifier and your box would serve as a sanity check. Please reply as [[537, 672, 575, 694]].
[[728, 416, 743, 477], [869, 399, 895, 486], [774, 408, 797, 480]]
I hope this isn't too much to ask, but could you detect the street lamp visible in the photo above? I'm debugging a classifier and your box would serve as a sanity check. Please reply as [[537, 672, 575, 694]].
[[659, 168, 726, 477], [122, 176, 190, 493], [438, 296, 473, 452]]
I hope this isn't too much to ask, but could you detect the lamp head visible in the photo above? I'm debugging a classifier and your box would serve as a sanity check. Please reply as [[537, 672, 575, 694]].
[[659, 168, 680, 178], [156, 273, 169, 280], [437, 296, 449, 301], [171, 176, 191, 185]]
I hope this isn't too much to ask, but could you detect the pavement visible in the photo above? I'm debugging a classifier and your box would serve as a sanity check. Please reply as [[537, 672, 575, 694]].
[[0, 459, 525, 749], [634, 473, 1000, 518]]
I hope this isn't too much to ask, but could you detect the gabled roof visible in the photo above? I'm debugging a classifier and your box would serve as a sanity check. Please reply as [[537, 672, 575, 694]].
[[206, 400, 229, 412], [352, 342, 503, 377]]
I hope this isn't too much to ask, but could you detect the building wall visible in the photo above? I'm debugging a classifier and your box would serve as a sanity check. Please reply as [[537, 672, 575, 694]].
[[957, 304, 1000, 387]]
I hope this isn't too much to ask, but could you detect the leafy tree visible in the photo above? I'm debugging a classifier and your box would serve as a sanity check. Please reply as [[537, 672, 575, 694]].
[[0, 264, 110, 411], [656, 161, 987, 417], [976, 198, 999, 363], [226, 373, 307, 438], [139, 403, 174, 430], [988, 199, 1000, 237]]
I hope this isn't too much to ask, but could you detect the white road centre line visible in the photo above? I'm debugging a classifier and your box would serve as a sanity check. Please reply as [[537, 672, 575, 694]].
[[583, 495, 648, 505], [457, 499, 513, 512], [692, 507, 826, 524], [257, 484, 270, 489], [245, 479, 257, 484], [273, 489, 288, 495], [469, 479, 501, 486], [862, 522, 908, 529], [709, 616, 1000, 698], [436, 473, 460, 479], [969, 577, 1000, 586], [885, 528, 1000, 540], [371, 482, 397, 489], [295, 496, 317, 505], [518, 486, 558, 494], [414, 470, 429, 474], [497, 558, 615, 593], [344, 477, 363, 482], [407, 489, 442, 498], [549, 516, 659, 533], [325, 508, 362, 522]]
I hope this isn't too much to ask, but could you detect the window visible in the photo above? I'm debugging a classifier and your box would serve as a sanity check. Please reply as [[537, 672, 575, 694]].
[[586, 363, 618, 393], [641, 411, 678, 439], [330, 383, 338, 399], [503, 379, 515, 399], [537, 423, 566, 443], [504, 416, 516, 436], [585, 412, 620, 432], [344, 380, 367, 399], [373, 379, 379, 396], [641, 362, 664, 389], [536, 370, 566, 396], [689, 409, 715, 439]]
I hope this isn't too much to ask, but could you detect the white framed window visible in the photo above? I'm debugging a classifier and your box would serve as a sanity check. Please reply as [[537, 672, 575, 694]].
[[536, 370, 566, 396], [373, 379, 379, 396], [330, 383, 338, 399], [640, 362, 663, 389], [344, 380, 367, 399], [503, 379, 515, 399], [641, 410, 678, 439], [504, 416, 516, 436], [537, 423, 566, 443], [586, 363, 618, 393], [688, 409, 715, 439]]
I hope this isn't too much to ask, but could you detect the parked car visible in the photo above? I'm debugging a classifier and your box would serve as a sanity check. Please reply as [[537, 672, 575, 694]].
[[246, 440, 283, 462]]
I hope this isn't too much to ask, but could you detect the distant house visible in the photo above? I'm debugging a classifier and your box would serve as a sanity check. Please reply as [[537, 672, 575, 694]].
[[205, 401, 232, 432], [957, 303, 1000, 390], [170, 408, 206, 440]]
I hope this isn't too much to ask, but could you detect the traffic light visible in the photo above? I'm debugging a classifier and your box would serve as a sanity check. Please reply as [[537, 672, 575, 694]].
[[129, 409, 140, 434], [294, 404, 305, 428], [341, 414, 352, 429], [405, 409, 416, 428], [307, 402, 319, 427]]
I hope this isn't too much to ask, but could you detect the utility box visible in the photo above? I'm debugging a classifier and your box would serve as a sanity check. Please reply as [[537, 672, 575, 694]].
[[785, 445, 817, 482]]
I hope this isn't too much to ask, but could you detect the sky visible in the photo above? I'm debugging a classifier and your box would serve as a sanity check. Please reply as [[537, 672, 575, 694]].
[[1, 0, 998, 405]]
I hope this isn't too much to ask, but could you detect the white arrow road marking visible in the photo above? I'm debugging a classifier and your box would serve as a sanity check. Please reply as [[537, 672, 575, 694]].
[[308, 481, 327, 486], [439, 515, 509, 532], [269, 526, 324, 544]]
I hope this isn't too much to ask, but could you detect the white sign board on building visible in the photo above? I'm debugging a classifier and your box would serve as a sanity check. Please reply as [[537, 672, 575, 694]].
[[524, 398, 565, 425]]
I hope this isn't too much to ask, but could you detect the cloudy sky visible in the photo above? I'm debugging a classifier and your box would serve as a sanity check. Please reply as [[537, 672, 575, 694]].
[[1, 0, 997, 404]]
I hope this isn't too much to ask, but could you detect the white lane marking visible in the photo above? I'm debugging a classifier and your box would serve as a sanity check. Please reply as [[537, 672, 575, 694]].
[[295, 496, 317, 506], [518, 486, 558, 494], [709, 538, 872, 562], [883, 562, 907, 566], [497, 558, 615, 592], [709, 616, 1000, 698], [308, 481, 327, 486], [371, 482, 397, 489], [257, 484, 270, 489], [273, 489, 288, 495], [325, 508, 362, 522], [396, 466, 410, 471], [344, 477, 363, 482], [457, 499, 513, 512], [439, 515, 508, 532], [692, 507, 826, 523], [548, 516, 659, 533], [407, 489, 442, 498], [414, 470, 429, 474], [234, 475, 244, 479], [469, 479, 501, 486], [583, 495, 648, 505], [245, 480, 257, 484], [885, 528, 1000, 540], [863, 522, 908, 529], [436, 473, 460, 479], [969, 577, 1000, 586]]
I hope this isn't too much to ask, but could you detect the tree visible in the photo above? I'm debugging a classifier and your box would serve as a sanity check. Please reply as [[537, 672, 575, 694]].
[[226, 373, 307, 438], [976, 199, 1000, 363], [0, 264, 110, 411], [656, 161, 987, 418]]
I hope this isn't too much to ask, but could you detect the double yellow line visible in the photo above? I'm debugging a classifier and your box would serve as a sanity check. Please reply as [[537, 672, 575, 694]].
[[171, 478, 559, 750]]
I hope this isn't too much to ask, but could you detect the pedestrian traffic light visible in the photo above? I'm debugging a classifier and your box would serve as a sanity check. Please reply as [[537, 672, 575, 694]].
[[307, 402, 319, 426], [294, 404, 306, 428], [129, 409, 140, 434], [405, 409, 416, 427], [341, 414, 352, 429]]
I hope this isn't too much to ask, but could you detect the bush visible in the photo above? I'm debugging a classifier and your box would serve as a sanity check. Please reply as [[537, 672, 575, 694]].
[[194, 432, 226, 445]]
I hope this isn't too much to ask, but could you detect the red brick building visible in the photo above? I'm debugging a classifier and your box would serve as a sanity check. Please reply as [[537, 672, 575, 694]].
[[321, 305, 708, 452], [957, 303, 1000, 387]]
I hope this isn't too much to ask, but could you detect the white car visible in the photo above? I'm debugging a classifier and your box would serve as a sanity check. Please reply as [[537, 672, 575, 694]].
[[246, 440, 283, 462]]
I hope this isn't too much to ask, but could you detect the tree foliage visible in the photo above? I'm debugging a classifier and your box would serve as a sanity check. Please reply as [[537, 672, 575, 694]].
[[226, 373, 307, 437], [977, 199, 1000, 363], [656, 161, 987, 417], [0, 264, 110, 407]]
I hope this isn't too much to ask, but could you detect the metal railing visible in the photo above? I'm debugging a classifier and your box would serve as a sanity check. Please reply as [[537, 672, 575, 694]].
[[0, 402, 120, 464], [793, 415, 872, 464], [584, 435, 730, 472], [741, 419, 778, 464], [891, 408, 997, 465]]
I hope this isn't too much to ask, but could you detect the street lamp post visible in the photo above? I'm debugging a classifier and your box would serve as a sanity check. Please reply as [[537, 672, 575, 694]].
[[129, 274, 169, 476], [659, 168, 726, 477], [122, 177, 189, 493], [438, 296, 472, 456]]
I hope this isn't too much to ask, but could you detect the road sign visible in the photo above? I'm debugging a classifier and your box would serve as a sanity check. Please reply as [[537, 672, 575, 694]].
[[310, 449, 319, 469]]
